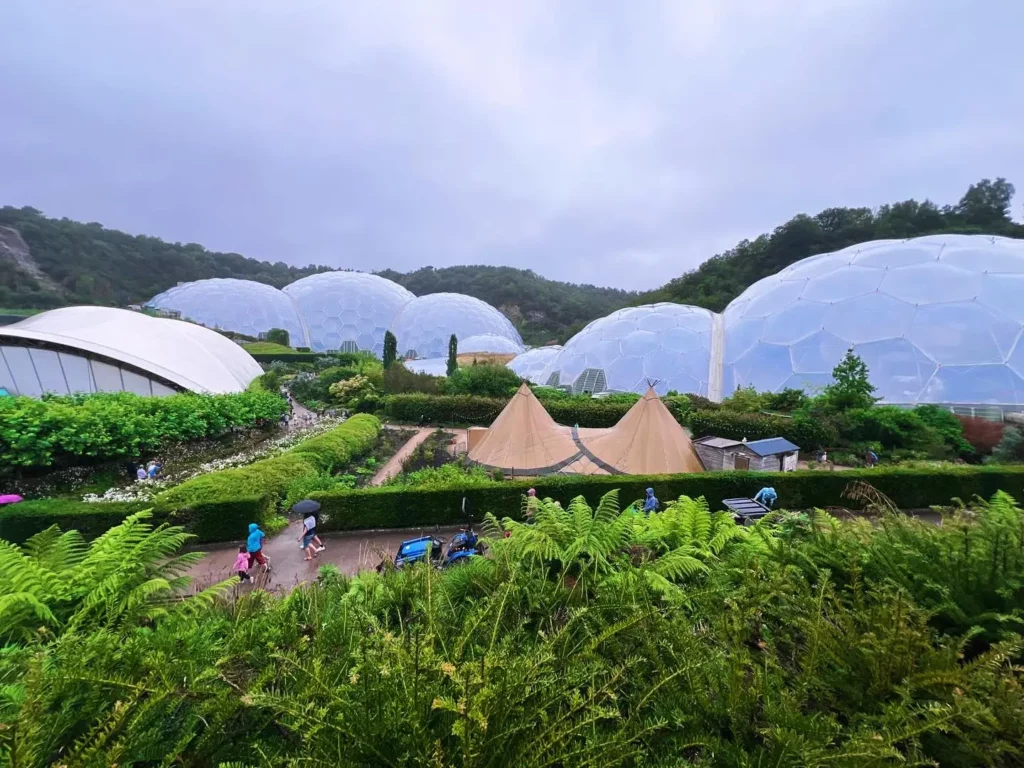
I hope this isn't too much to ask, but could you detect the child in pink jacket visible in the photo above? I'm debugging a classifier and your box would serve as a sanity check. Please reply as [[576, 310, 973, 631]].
[[233, 545, 252, 583]]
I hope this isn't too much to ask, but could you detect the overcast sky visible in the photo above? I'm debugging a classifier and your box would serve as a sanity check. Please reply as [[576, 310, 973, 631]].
[[2, 1, 1023, 290]]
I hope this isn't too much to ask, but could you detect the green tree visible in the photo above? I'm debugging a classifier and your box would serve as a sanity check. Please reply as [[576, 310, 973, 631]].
[[265, 327, 290, 347], [447, 334, 458, 376], [990, 425, 1024, 464], [444, 362, 522, 398], [822, 349, 877, 411], [382, 330, 397, 369], [955, 177, 1015, 228]]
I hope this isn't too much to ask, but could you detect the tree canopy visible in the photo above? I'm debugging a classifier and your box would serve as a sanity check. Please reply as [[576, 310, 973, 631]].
[[638, 177, 1024, 311]]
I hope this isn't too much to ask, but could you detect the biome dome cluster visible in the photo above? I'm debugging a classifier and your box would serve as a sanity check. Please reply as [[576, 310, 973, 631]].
[[509, 234, 1024, 406], [145, 274, 522, 359]]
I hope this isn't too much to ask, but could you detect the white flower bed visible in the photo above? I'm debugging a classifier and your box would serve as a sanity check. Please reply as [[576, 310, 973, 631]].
[[81, 417, 346, 503]]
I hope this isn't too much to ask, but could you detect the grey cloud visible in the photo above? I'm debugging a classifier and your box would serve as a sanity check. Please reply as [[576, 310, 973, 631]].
[[1, 1, 1022, 291]]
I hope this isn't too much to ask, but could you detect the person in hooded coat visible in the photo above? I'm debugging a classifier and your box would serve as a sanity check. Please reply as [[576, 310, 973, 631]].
[[642, 488, 659, 514], [246, 523, 271, 570]]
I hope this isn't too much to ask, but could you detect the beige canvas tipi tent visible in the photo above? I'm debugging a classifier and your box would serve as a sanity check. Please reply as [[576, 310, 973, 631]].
[[468, 383, 582, 475], [580, 387, 704, 474]]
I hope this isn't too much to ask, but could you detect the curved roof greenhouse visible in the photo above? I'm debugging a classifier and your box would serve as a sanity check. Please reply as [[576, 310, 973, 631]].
[[284, 272, 414, 356], [146, 278, 307, 346], [389, 293, 523, 360], [547, 303, 717, 396], [722, 234, 1024, 405], [0, 307, 264, 396]]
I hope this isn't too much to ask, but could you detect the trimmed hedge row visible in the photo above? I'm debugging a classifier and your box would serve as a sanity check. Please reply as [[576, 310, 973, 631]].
[[311, 465, 1024, 531], [249, 352, 326, 363], [1, 415, 382, 544], [157, 414, 382, 505], [0, 495, 274, 545], [688, 411, 837, 452], [381, 393, 835, 449]]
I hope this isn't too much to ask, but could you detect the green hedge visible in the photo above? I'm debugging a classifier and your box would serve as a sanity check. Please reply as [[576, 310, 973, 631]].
[[157, 414, 382, 506], [688, 410, 837, 451], [381, 393, 834, 448], [0, 390, 287, 469], [2, 415, 383, 545], [0, 495, 273, 545], [249, 352, 326, 363], [311, 465, 1024, 531]]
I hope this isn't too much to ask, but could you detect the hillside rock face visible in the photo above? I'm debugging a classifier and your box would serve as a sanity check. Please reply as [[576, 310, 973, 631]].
[[0, 225, 64, 296]]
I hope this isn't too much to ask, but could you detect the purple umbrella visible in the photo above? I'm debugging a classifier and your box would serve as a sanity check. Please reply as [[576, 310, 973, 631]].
[[0, 494, 24, 506]]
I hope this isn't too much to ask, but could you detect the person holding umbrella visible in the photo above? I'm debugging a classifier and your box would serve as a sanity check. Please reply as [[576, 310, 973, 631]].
[[292, 499, 325, 557]]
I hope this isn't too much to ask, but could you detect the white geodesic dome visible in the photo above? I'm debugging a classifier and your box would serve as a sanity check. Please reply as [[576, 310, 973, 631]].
[[547, 303, 716, 395], [506, 346, 562, 385], [458, 334, 525, 355], [146, 278, 307, 345], [389, 293, 523, 360], [283, 272, 414, 356], [722, 234, 1024, 405]]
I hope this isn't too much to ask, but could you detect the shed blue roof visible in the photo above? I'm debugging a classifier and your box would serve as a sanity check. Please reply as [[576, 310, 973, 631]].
[[744, 437, 800, 457]]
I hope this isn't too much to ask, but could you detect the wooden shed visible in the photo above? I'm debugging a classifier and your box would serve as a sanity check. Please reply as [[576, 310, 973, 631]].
[[693, 436, 800, 472]]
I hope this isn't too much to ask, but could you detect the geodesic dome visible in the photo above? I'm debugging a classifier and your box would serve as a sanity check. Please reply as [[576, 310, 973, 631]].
[[722, 234, 1024, 405], [458, 334, 525, 355], [506, 346, 563, 385], [389, 293, 523, 360], [547, 303, 716, 396], [283, 272, 414, 356], [402, 358, 450, 377], [146, 278, 307, 345]]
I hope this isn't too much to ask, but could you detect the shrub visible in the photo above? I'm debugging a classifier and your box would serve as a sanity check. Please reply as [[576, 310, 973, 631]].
[[382, 364, 445, 395], [990, 425, 1024, 464], [0, 390, 286, 470], [312, 465, 1024, 531], [383, 462, 495, 489], [721, 386, 767, 413], [913, 404, 974, 459], [265, 328, 290, 347], [381, 394, 507, 425], [0, 495, 274, 544], [958, 416, 1005, 457], [443, 363, 522, 398], [842, 406, 952, 458], [688, 410, 837, 451], [762, 388, 810, 412]]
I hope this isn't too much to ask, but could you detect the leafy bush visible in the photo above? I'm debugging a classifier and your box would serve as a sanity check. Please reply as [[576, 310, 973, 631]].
[[265, 327, 290, 347], [688, 409, 837, 451], [959, 415, 1006, 457], [0, 390, 286, 470], [913, 404, 975, 459], [842, 406, 958, 459], [762, 387, 810, 412], [0, 494, 274, 545], [382, 364, 445, 395], [313, 464, 1024, 531], [328, 375, 381, 412], [381, 393, 507, 425], [990, 425, 1024, 464], [383, 461, 495, 489], [443, 362, 522, 398], [721, 386, 768, 413]]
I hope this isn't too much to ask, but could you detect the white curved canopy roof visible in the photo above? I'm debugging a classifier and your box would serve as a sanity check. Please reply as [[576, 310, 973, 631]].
[[0, 307, 264, 394]]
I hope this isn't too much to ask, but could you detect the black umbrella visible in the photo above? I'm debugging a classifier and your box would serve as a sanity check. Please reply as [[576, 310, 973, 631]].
[[291, 499, 321, 516]]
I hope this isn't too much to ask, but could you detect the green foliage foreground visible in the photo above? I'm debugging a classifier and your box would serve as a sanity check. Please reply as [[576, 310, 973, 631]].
[[3, 492, 1024, 765]]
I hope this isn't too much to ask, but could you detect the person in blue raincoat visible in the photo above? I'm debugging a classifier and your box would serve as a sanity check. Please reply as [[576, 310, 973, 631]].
[[642, 487, 659, 514], [753, 486, 777, 508]]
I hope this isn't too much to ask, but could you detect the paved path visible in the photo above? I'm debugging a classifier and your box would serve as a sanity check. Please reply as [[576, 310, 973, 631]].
[[185, 520, 462, 592], [370, 427, 435, 485]]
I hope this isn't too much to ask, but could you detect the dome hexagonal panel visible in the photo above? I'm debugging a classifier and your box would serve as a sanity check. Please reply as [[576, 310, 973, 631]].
[[458, 334, 525, 355], [507, 346, 562, 385], [547, 303, 714, 396], [389, 293, 522, 360], [723, 235, 1024, 404], [146, 278, 307, 345], [284, 272, 414, 356]]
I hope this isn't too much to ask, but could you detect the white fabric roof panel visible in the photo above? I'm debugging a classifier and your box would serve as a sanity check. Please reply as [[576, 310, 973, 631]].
[[0, 307, 264, 394]]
